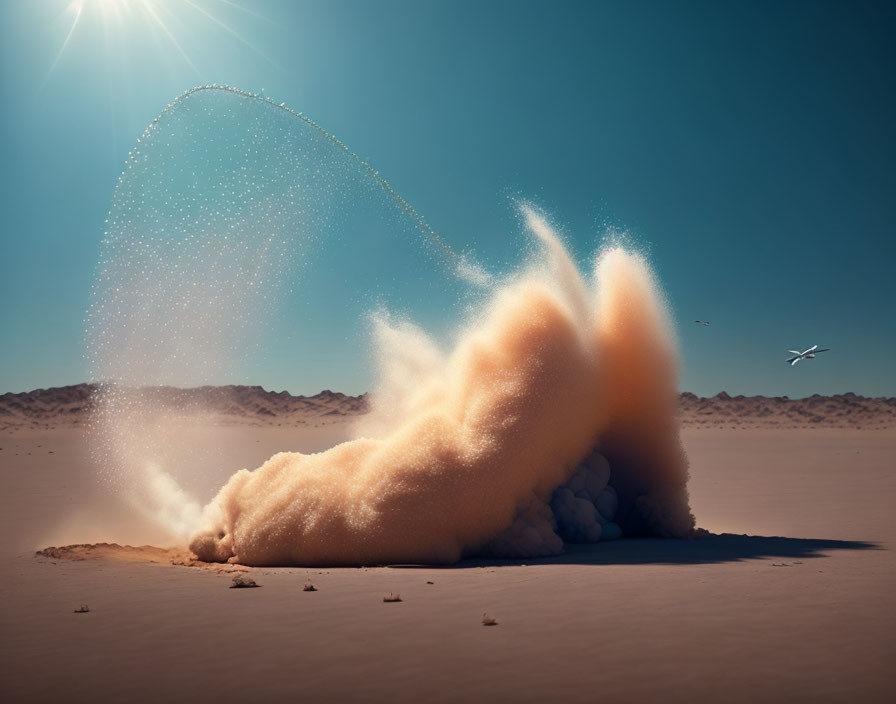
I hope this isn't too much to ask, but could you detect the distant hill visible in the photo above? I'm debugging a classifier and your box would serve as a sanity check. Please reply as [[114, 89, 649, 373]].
[[1, 384, 894, 431], [0, 384, 367, 431], [677, 391, 896, 429]]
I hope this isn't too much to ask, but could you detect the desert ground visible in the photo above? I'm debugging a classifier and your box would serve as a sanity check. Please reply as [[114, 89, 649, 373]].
[[0, 388, 893, 703]]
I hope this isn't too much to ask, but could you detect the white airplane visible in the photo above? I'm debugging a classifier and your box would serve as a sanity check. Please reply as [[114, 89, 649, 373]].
[[786, 344, 830, 366]]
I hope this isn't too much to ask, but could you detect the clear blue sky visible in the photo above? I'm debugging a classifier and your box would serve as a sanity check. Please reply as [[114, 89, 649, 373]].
[[1, 0, 894, 397]]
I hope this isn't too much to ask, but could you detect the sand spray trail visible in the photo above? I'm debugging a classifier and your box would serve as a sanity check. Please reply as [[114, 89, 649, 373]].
[[85, 85, 472, 546], [190, 207, 695, 565]]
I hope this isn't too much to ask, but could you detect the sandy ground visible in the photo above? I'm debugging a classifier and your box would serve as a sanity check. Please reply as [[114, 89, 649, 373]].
[[1, 424, 893, 703]]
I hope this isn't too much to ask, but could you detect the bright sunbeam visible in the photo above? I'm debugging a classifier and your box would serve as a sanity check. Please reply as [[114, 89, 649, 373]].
[[46, 0, 271, 80], [181, 0, 281, 69], [48, 1, 84, 75], [139, 0, 202, 77]]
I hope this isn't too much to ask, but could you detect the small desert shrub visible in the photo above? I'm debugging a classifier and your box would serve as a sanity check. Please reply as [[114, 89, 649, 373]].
[[74, 604, 90, 613], [303, 583, 317, 591], [383, 593, 402, 602]]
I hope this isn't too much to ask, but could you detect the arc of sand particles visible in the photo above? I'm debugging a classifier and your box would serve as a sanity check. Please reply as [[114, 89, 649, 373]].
[[135, 84, 490, 286]]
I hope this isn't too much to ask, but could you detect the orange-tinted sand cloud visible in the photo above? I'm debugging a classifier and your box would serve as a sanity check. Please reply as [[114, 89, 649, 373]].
[[189, 208, 694, 565]]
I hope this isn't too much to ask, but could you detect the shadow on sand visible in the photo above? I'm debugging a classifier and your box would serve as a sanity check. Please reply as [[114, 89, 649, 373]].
[[389, 533, 881, 569]]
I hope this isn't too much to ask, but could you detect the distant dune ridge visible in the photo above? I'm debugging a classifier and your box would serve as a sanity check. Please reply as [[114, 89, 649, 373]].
[[2, 383, 893, 431], [677, 391, 896, 429], [0, 383, 368, 431]]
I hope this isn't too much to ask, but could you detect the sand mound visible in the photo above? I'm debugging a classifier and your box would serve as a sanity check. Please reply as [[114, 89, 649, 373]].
[[36, 542, 193, 564], [34, 543, 253, 573]]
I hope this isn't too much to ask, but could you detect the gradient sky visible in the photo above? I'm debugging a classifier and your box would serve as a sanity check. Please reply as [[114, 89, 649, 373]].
[[1, 0, 894, 397]]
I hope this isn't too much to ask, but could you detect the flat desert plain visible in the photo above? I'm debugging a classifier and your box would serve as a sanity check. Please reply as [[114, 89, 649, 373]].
[[0, 389, 893, 703]]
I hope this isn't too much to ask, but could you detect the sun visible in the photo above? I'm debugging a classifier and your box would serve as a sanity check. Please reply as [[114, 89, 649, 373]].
[[50, 0, 271, 78]]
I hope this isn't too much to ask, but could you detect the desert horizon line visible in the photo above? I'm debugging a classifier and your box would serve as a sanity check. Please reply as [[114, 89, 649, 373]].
[[1, 382, 894, 403]]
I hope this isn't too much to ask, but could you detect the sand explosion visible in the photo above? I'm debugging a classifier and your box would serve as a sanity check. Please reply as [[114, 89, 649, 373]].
[[189, 207, 694, 565], [88, 87, 693, 565]]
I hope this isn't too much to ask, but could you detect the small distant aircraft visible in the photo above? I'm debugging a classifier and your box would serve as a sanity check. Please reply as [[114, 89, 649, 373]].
[[695, 320, 710, 326], [786, 345, 830, 366]]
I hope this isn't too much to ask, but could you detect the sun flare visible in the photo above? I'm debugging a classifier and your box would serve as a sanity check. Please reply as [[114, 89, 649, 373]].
[[51, 0, 269, 78]]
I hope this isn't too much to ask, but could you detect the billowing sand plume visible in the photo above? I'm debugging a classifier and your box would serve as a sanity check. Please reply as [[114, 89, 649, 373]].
[[189, 207, 695, 565]]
